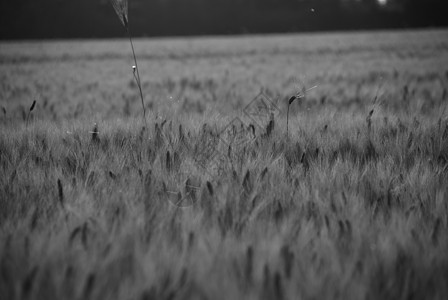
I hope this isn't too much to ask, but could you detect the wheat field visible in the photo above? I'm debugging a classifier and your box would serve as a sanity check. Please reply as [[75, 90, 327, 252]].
[[1, 29, 448, 300]]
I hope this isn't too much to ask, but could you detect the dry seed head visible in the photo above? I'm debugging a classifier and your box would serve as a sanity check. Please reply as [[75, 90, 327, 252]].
[[206, 181, 214, 196], [260, 167, 268, 181], [91, 123, 99, 133], [29, 100, 36, 112], [288, 96, 297, 105], [109, 171, 117, 180], [90, 123, 100, 143], [295, 85, 318, 100], [110, 0, 128, 29], [165, 151, 171, 172]]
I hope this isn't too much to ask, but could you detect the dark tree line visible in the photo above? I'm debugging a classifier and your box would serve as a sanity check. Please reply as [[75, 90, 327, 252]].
[[0, 0, 446, 39]]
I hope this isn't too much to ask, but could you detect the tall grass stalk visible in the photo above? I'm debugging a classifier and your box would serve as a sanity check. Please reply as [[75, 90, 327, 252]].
[[110, 0, 147, 126], [286, 85, 317, 135], [26, 99, 36, 128]]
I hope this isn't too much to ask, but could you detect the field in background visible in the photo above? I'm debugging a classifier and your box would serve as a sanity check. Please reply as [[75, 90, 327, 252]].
[[1, 30, 448, 300], [1, 29, 447, 121]]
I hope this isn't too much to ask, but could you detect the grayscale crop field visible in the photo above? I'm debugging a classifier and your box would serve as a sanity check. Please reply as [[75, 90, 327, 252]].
[[1, 29, 448, 300]]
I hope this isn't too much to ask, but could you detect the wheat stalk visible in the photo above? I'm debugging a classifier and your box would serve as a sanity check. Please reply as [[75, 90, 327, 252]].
[[109, 0, 147, 126], [26, 99, 36, 128], [286, 85, 317, 135]]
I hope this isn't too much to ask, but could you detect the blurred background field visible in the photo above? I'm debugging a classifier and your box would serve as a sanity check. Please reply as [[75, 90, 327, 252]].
[[1, 29, 447, 123]]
